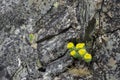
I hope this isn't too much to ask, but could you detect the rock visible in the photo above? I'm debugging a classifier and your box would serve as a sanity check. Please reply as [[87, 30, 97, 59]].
[[91, 0, 120, 79], [45, 53, 73, 76], [0, 0, 120, 80]]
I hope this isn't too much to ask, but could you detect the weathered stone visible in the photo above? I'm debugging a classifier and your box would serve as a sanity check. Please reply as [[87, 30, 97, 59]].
[[45, 53, 73, 75], [0, 0, 120, 80]]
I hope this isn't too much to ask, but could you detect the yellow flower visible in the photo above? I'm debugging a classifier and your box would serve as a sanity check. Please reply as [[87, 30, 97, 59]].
[[83, 53, 92, 62], [76, 43, 85, 49], [70, 50, 76, 56], [70, 50, 80, 58], [78, 49, 86, 57], [67, 42, 74, 49]]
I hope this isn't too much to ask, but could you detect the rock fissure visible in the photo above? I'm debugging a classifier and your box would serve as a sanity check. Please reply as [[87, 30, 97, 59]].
[[36, 25, 72, 43]]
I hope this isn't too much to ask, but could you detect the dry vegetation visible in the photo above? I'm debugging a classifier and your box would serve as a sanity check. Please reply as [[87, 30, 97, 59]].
[[68, 67, 91, 77]]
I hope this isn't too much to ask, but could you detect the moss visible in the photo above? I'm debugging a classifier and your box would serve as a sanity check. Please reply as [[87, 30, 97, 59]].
[[36, 59, 42, 68], [29, 33, 35, 43], [53, 2, 59, 8]]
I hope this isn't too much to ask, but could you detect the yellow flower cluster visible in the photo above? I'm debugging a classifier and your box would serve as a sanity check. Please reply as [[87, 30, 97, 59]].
[[67, 42, 92, 62]]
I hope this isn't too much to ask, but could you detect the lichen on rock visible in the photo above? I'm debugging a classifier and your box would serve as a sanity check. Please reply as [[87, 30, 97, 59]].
[[0, 0, 120, 80]]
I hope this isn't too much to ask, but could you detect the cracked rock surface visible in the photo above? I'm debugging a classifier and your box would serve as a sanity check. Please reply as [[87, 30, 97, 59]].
[[0, 0, 120, 80]]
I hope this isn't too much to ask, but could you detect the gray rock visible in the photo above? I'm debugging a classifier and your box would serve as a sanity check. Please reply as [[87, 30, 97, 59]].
[[45, 53, 73, 75], [0, 0, 120, 80]]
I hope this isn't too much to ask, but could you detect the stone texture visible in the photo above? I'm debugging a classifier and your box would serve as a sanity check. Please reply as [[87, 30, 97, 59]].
[[0, 0, 120, 80]]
